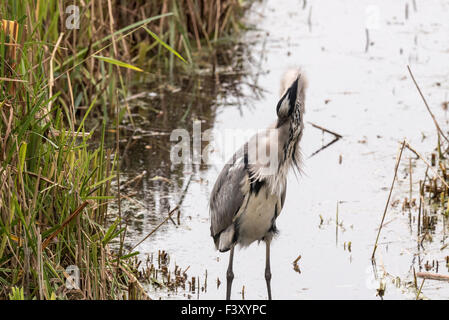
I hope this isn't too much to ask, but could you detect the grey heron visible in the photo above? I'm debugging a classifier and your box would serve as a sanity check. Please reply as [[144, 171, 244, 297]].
[[209, 69, 307, 300]]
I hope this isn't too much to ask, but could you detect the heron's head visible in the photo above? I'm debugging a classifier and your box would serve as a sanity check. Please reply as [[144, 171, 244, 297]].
[[276, 72, 307, 131]]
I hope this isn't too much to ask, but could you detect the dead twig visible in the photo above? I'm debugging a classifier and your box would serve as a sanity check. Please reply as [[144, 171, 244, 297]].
[[120, 170, 147, 191], [42, 201, 89, 250], [407, 65, 449, 144], [308, 122, 343, 139], [309, 137, 340, 158], [372, 140, 406, 259], [293, 255, 301, 273], [308, 122, 343, 158], [128, 205, 180, 253], [416, 272, 449, 282], [0, 77, 27, 82]]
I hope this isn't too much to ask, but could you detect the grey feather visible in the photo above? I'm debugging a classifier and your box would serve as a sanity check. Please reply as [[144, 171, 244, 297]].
[[209, 155, 246, 240]]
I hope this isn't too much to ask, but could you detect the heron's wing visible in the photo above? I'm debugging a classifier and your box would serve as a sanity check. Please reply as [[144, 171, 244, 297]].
[[209, 156, 247, 238]]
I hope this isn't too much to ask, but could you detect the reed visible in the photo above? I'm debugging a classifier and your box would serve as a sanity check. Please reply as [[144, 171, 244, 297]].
[[0, 14, 145, 300]]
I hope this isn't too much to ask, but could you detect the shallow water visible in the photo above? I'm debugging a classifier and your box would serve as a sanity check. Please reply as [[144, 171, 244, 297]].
[[116, 0, 449, 299]]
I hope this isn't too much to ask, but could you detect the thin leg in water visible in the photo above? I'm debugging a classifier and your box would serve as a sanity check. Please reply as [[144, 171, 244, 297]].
[[265, 240, 272, 300], [226, 246, 234, 300]]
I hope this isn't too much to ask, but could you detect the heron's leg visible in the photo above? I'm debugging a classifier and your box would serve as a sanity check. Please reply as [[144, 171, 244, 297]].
[[226, 246, 235, 300], [265, 240, 272, 300]]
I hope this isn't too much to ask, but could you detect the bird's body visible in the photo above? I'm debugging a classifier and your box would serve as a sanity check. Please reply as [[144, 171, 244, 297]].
[[209, 68, 307, 300], [210, 125, 290, 251]]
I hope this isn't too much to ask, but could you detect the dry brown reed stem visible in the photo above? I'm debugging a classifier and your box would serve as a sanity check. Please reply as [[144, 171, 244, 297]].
[[407, 65, 449, 144], [9, 165, 68, 189], [186, 0, 202, 50], [417, 272, 449, 282], [129, 205, 180, 253], [1, 20, 19, 65], [372, 140, 406, 259], [41, 201, 89, 250], [0, 77, 26, 82], [37, 231, 45, 299], [308, 122, 343, 139], [308, 122, 342, 158], [293, 254, 302, 265], [214, 0, 221, 42], [1, 19, 20, 96], [120, 170, 147, 190]]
